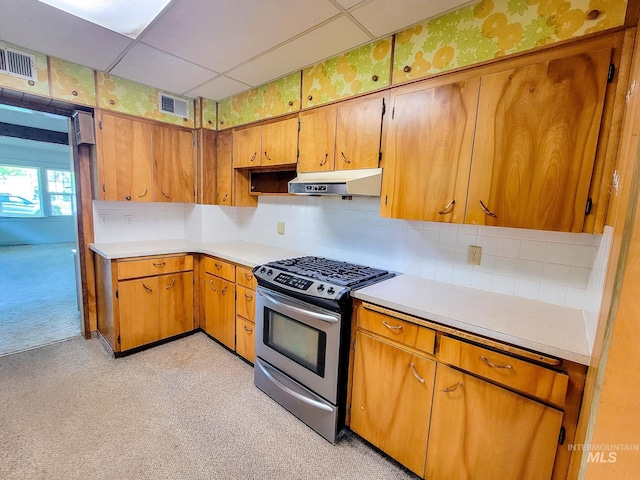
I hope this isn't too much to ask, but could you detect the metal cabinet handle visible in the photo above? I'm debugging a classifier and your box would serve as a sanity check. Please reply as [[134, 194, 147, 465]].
[[250, 152, 257, 162], [481, 355, 512, 369], [245, 294, 253, 301], [479, 200, 497, 218], [137, 189, 148, 198], [161, 189, 170, 199], [142, 283, 153, 293], [243, 326, 253, 334], [320, 153, 328, 166], [382, 320, 403, 331], [264, 151, 272, 161], [222, 193, 228, 202], [153, 262, 166, 267], [438, 199, 455, 215], [221, 286, 228, 295], [442, 382, 463, 393], [214, 263, 222, 269], [165, 279, 175, 289], [244, 273, 252, 280], [209, 280, 216, 291], [410, 363, 425, 384], [340, 152, 351, 164], [125, 195, 131, 201]]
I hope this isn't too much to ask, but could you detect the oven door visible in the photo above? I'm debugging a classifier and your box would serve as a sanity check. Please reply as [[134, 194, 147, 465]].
[[255, 286, 341, 404]]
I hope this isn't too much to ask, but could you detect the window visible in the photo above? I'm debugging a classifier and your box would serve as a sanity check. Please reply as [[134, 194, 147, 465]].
[[47, 169, 73, 216], [0, 165, 42, 217]]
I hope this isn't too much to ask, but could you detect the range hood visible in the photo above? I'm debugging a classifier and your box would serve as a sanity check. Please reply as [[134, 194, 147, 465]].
[[288, 168, 382, 196]]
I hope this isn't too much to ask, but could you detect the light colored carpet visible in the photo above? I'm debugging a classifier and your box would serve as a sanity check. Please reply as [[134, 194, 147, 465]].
[[0, 243, 81, 356], [0, 333, 418, 480]]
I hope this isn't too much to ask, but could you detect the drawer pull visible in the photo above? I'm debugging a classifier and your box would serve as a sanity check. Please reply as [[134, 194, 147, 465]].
[[153, 262, 166, 267], [410, 363, 425, 384], [243, 326, 253, 334], [244, 273, 253, 280], [165, 279, 175, 289], [382, 320, 403, 331], [142, 283, 153, 293], [481, 355, 513, 369], [442, 382, 463, 393], [221, 286, 228, 295], [209, 280, 216, 291], [245, 294, 253, 301], [214, 263, 222, 269]]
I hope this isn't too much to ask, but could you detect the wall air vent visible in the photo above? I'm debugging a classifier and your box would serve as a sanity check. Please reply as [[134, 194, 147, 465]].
[[0, 46, 38, 82], [158, 93, 189, 118]]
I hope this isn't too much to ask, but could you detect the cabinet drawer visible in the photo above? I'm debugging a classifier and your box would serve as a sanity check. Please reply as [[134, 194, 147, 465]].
[[236, 316, 255, 363], [357, 306, 435, 355], [203, 256, 235, 281], [236, 285, 256, 321], [236, 266, 257, 289], [438, 336, 568, 406], [117, 255, 193, 280]]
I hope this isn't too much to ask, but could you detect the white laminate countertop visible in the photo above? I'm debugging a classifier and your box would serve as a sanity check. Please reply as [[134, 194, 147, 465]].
[[89, 240, 303, 267], [353, 275, 590, 365], [89, 240, 591, 365]]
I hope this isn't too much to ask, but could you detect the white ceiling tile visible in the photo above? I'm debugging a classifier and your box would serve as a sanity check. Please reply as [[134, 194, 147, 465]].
[[228, 16, 370, 87], [350, 0, 472, 37], [186, 76, 252, 101], [334, 0, 366, 9], [111, 43, 217, 96], [0, 0, 132, 71], [141, 0, 341, 73]]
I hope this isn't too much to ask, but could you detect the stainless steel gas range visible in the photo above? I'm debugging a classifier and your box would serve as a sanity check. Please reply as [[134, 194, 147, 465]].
[[252, 256, 394, 443]]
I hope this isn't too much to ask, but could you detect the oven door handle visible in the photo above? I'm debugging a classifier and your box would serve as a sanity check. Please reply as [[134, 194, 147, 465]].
[[258, 289, 339, 324], [256, 358, 334, 413]]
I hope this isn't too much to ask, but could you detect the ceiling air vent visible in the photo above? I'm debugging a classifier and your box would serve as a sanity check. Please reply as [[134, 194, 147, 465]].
[[0, 46, 38, 81], [158, 93, 189, 118]]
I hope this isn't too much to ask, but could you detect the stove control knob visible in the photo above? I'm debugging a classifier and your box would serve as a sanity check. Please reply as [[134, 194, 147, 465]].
[[317, 284, 325, 292], [267, 269, 273, 276], [260, 267, 266, 274], [327, 287, 335, 295]]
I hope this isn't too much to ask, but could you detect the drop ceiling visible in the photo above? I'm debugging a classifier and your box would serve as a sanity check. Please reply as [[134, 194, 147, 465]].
[[0, 0, 472, 101]]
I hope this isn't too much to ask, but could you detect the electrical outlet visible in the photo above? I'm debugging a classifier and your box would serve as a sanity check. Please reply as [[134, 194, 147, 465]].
[[467, 245, 482, 266], [99, 214, 108, 225], [124, 215, 133, 227], [277, 222, 285, 235]]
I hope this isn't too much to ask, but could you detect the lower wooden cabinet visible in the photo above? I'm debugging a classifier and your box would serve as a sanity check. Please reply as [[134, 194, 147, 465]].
[[203, 272, 235, 349], [235, 316, 255, 363], [426, 365, 563, 480], [350, 331, 436, 476], [95, 254, 194, 353], [235, 266, 257, 363]]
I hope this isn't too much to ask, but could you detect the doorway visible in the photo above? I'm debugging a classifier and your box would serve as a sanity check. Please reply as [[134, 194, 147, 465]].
[[0, 104, 81, 355]]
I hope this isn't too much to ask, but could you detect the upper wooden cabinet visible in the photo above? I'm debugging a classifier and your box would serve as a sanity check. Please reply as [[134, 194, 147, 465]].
[[466, 49, 612, 232], [153, 124, 195, 203], [380, 78, 479, 222], [298, 95, 385, 173], [215, 131, 233, 206], [233, 116, 298, 168], [95, 111, 195, 203]]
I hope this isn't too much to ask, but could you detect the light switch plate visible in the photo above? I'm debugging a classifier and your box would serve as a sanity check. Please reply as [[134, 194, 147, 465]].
[[277, 222, 285, 235]]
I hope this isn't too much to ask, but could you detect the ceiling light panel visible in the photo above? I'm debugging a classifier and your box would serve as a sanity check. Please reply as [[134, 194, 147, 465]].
[[38, 0, 172, 38]]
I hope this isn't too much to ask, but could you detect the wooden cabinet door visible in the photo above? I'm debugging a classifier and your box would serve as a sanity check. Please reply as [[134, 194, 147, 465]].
[[426, 365, 563, 480], [298, 108, 336, 172], [235, 316, 255, 363], [200, 129, 216, 205], [261, 117, 298, 167], [233, 125, 261, 168], [159, 272, 193, 339], [98, 112, 153, 202], [203, 273, 235, 349], [153, 125, 195, 203], [215, 130, 233, 205], [380, 78, 480, 222], [335, 96, 383, 170], [466, 49, 611, 231], [118, 276, 159, 350], [350, 332, 435, 476]]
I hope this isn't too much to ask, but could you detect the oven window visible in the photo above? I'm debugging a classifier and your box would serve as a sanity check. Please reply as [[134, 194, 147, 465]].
[[264, 309, 326, 377]]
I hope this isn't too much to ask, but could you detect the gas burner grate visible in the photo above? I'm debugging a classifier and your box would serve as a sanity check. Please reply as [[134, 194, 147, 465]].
[[267, 256, 388, 287]]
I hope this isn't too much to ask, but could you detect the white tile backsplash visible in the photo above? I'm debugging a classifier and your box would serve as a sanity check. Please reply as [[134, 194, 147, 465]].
[[92, 197, 613, 323]]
